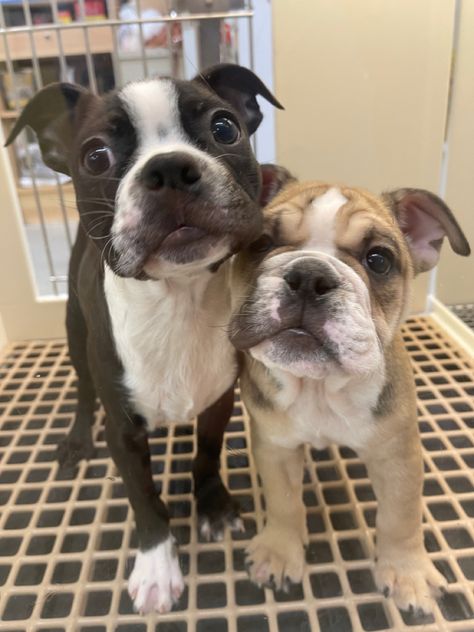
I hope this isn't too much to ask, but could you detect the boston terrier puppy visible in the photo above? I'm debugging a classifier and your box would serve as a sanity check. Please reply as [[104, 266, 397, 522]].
[[229, 179, 470, 613], [6, 64, 283, 614]]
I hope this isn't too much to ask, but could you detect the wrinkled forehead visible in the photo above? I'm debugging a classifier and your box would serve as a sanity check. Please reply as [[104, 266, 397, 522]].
[[265, 183, 400, 254]]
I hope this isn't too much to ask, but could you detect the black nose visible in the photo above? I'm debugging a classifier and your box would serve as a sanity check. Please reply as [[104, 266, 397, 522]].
[[283, 259, 339, 299], [140, 152, 202, 191]]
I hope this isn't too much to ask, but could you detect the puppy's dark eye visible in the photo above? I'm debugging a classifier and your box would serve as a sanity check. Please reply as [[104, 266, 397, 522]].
[[249, 234, 275, 255], [365, 247, 393, 275], [82, 139, 114, 175], [211, 115, 240, 144]]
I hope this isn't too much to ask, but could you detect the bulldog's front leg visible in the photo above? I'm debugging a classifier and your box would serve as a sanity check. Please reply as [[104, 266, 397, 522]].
[[363, 428, 447, 613], [246, 435, 307, 590]]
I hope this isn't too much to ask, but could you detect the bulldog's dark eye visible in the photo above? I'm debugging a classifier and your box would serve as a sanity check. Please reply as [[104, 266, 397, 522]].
[[249, 234, 275, 255], [365, 247, 393, 275], [211, 115, 240, 144], [82, 139, 114, 175]]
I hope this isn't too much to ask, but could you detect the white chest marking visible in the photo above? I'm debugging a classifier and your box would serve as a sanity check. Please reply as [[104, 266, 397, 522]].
[[305, 187, 348, 254], [269, 369, 383, 451], [104, 266, 236, 427]]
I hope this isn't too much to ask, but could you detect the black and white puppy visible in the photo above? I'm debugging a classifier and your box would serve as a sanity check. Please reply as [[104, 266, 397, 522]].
[[6, 64, 282, 614]]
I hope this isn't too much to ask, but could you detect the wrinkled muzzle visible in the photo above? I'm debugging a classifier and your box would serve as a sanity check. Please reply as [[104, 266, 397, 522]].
[[230, 251, 384, 378]]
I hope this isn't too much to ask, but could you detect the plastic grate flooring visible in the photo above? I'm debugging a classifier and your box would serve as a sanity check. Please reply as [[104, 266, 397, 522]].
[[0, 316, 473, 632], [449, 304, 474, 331]]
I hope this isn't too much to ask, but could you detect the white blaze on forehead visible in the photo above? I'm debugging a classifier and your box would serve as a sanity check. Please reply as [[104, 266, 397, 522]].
[[119, 80, 182, 150], [304, 187, 348, 254]]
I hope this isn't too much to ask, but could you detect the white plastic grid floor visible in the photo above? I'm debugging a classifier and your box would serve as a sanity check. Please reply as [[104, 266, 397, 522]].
[[0, 316, 473, 632]]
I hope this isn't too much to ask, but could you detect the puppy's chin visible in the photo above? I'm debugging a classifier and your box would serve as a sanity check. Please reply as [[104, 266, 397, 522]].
[[142, 237, 231, 280]]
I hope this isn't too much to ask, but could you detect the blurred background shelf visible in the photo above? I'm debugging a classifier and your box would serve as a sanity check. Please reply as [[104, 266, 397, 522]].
[[0, 26, 114, 61], [18, 182, 76, 224]]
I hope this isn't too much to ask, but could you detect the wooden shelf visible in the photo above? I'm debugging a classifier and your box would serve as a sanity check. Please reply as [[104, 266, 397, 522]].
[[18, 181, 77, 224], [0, 16, 115, 225], [18, 181, 74, 194], [0, 25, 114, 61], [1, 110, 19, 120]]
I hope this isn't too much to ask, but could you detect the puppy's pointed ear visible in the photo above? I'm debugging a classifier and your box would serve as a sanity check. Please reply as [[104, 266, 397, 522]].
[[259, 163, 296, 207], [197, 63, 283, 135], [383, 188, 470, 274], [5, 82, 92, 175]]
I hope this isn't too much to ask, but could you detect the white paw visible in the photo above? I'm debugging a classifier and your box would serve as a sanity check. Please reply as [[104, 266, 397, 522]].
[[246, 526, 306, 590], [128, 536, 185, 614], [376, 552, 447, 613], [199, 515, 245, 542]]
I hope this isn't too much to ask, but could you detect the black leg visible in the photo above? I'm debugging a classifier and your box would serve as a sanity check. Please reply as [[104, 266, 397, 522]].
[[105, 415, 169, 549], [62, 244, 184, 613], [57, 292, 96, 470], [193, 384, 241, 540], [97, 370, 183, 613], [103, 407, 184, 614]]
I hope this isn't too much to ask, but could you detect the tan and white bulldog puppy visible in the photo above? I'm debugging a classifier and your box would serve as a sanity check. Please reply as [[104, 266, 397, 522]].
[[229, 180, 470, 613]]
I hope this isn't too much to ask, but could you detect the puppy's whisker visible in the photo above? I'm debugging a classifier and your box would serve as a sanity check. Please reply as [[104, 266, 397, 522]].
[[76, 200, 116, 209], [88, 218, 112, 238], [83, 175, 123, 182], [88, 216, 110, 230], [100, 236, 114, 269], [89, 233, 112, 241], [79, 210, 115, 218], [216, 153, 243, 161]]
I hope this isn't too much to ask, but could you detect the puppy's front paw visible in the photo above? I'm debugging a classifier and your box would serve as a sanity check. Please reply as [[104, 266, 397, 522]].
[[128, 536, 185, 614], [246, 526, 306, 591], [56, 433, 94, 470], [376, 552, 447, 613], [196, 475, 242, 542]]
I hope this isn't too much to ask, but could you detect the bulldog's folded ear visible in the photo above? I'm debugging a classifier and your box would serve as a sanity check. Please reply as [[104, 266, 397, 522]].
[[383, 188, 471, 274], [197, 63, 283, 135], [5, 82, 92, 175], [259, 163, 297, 207]]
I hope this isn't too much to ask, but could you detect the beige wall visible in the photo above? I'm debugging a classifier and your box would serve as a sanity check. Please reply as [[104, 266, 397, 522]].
[[436, 0, 474, 306], [0, 311, 7, 351], [272, 0, 455, 312]]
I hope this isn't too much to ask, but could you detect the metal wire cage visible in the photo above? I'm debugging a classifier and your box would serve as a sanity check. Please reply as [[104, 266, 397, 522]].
[[0, 0, 260, 297]]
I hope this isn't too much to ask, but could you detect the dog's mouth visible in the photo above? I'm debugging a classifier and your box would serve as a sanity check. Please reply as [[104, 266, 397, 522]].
[[112, 191, 262, 278], [284, 327, 315, 338], [156, 224, 227, 264], [160, 225, 209, 250], [230, 299, 330, 351], [140, 221, 230, 276], [151, 223, 223, 261], [265, 327, 327, 353], [247, 324, 336, 379]]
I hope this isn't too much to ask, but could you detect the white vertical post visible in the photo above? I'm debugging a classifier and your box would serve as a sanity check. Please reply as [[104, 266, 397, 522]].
[[181, 17, 200, 79], [251, 0, 276, 164], [236, 15, 251, 68]]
